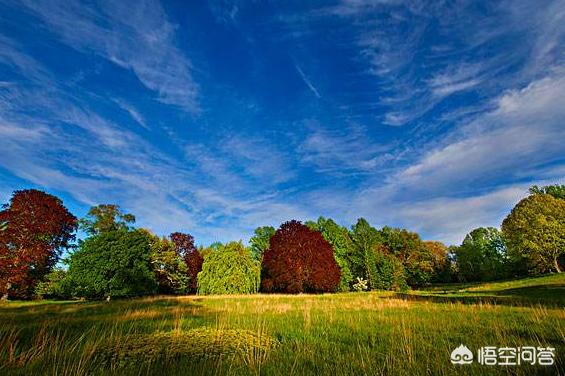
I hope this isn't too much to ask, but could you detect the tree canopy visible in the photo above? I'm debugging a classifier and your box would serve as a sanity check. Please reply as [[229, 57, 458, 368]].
[[197, 242, 259, 295], [453, 227, 507, 282], [170, 232, 202, 292], [0, 189, 77, 299], [144, 231, 189, 294], [79, 204, 135, 235], [308, 217, 356, 291], [502, 194, 565, 273], [529, 184, 565, 201], [66, 229, 157, 299], [261, 220, 341, 293], [249, 226, 275, 261], [3, 183, 562, 300], [350, 218, 381, 289]]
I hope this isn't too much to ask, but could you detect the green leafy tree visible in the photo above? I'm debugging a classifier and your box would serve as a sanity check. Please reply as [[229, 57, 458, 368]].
[[350, 218, 382, 289], [79, 204, 135, 235], [423, 241, 454, 283], [454, 227, 508, 282], [170, 232, 202, 293], [380, 227, 433, 286], [34, 268, 71, 299], [209, 242, 223, 251], [66, 229, 157, 299], [142, 231, 189, 294], [529, 185, 565, 200], [249, 226, 275, 261], [197, 242, 260, 295], [502, 194, 565, 273], [308, 217, 355, 291], [371, 246, 408, 292]]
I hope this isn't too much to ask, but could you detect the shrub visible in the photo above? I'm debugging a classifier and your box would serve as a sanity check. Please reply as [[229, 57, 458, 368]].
[[261, 220, 341, 293], [98, 328, 277, 368], [197, 242, 260, 295], [352, 277, 368, 292]]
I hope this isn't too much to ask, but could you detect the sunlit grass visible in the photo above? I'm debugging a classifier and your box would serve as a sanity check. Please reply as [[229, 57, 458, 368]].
[[0, 275, 564, 375]]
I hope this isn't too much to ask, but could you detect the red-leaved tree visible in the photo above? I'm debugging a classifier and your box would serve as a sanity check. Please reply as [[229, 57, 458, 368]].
[[0, 189, 77, 299], [261, 220, 341, 293], [170, 232, 203, 293]]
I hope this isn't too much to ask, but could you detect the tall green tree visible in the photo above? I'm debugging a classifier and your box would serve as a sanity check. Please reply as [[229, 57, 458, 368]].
[[502, 194, 565, 273], [308, 217, 355, 291], [350, 218, 381, 289], [249, 226, 275, 261], [66, 229, 157, 299], [143, 231, 189, 294], [170, 232, 202, 293], [197, 242, 259, 295], [79, 204, 135, 235], [529, 185, 565, 200], [371, 246, 408, 292], [380, 227, 434, 286], [423, 241, 453, 283], [454, 227, 507, 282]]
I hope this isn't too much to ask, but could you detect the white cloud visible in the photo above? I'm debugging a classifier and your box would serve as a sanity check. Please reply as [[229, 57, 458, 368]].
[[299, 121, 394, 175], [112, 98, 149, 130], [19, 0, 199, 112], [294, 63, 321, 98], [338, 71, 565, 243], [385, 185, 530, 245], [394, 72, 565, 195], [222, 134, 296, 184]]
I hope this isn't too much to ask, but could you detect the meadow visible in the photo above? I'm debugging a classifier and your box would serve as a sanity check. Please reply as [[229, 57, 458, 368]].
[[1, 274, 564, 376]]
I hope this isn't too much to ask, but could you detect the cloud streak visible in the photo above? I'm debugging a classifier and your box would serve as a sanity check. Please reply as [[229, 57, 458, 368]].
[[294, 63, 321, 98], [18, 0, 200, 112]]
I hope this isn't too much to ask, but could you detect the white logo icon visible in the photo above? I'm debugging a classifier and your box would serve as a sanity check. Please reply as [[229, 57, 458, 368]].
[[451, 344, 474, 365]]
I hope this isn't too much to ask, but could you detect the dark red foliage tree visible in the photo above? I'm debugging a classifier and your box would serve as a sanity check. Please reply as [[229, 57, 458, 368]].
[[0, 189, 77, 299], [261, 220, 341, 293], [170, 232, 203, 293]]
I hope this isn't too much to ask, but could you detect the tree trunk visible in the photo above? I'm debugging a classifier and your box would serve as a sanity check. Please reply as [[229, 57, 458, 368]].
[[555, 256, 562, 273]]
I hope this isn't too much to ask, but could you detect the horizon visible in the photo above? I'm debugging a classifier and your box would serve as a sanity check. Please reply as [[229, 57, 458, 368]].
[[1, 0, 564, 246]]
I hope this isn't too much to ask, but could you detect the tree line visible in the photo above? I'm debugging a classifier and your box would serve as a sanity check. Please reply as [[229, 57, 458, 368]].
[[0, 185, 563, 300]]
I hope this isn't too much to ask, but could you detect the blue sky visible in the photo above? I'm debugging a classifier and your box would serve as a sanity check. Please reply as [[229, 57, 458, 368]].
[[1, 0, 564, 245]]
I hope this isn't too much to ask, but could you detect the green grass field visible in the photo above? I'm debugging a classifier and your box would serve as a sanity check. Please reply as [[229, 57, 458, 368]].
[[1, 274, 564, 375]]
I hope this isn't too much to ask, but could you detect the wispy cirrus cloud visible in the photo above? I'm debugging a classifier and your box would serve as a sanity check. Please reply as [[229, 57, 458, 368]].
[[298, 121, 396, 176], [294, 63, 321, 98], [341, 69, 565, 243], [0, 33, 308, 243], [278, 0, 564, 127], [1, 0, 564, 247], [112, 98, 149, 130], [17, 0, 199, 112]]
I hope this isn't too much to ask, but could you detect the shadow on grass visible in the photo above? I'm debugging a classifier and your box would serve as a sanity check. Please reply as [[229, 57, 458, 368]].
[[0, 297, 213, 333], [395, 284, 565, 308]]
